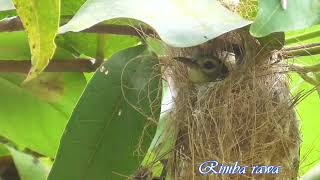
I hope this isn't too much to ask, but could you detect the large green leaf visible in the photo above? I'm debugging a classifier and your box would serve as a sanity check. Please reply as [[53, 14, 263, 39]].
[[11, 0, 60, 81], [0, 144, 9, 157], [0, 72, 86, 158], [302, 163, 320, 180], [141, 82, 176, 178], [0, 30, 86, 157], [59, 0, 250, 47], [0, 0, 85, 17], [285, 26, 320, 175], [286, 24, 320, 45], [6, 146, 50, 180], [56, 32, 139, 58], [289, 71, 320, 175], [250, 0, 320, 37], [0, 31, 84, 60], [48, 45, 161, 180], [0, 32, 30, 60], [61, 0, 86, 16]]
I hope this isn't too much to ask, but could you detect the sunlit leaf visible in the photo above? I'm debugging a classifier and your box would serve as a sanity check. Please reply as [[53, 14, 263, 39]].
[[0, 144, 9, 157], [56, 32, 139, 58], [0, 72, 86, 157], [61, 0, 86, 16], [285, 24, 320, 45], [48, 45, 161, 180], [59, 0, 250, 47], [0, 32, 30, 60], [11, 0, 60, 81]]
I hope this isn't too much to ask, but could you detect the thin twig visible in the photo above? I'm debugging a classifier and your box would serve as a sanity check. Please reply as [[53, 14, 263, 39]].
[[283, 43, 320, 52], [289, 63, 320, 73], [282, 43, 320, 57], [0, 16, 158, 37], [0, 59, 96, 73], [82, 24, 158, 37]]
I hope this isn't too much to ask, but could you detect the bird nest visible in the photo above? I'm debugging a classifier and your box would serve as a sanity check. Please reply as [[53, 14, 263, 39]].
[[160, 29, 301, 179]]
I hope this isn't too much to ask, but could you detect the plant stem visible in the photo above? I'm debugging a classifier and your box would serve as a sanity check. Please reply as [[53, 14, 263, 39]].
[[0, 16, 157, 38], [0, 59, 95, 73], [283, 43, 320, 57]]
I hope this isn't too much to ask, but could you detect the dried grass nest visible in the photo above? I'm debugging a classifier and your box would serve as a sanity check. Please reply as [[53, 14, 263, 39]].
[[160, 30, 301, 180]]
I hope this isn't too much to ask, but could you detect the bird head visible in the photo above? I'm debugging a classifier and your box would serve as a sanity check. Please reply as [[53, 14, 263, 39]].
[[174, 55, 229, 83]]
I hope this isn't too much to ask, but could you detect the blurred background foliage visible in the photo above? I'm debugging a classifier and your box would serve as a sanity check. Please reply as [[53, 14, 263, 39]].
[[0, 0, 319, 179]]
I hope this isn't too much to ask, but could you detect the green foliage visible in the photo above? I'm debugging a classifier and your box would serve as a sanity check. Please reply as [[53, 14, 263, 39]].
[[0, 0, 319, 179], [11, 0, 60, 81], [236, 0, 258, 20], [48, 45, 162, 180], [0, 72, 86, 157], [0, 32, 30, 60], [59, 0, 250, 47], [256, 32, 285, 51], [289, 70, 320, 175], [56, 33, 139, 58], [0, 29, 86, 158], [285, 26, 320, 175], [7, 146, 50, 180], [286, 24, 320, 45], [0, 144, 9, 157], [251, 0, 320, 37], [60, 0, 86, 16]]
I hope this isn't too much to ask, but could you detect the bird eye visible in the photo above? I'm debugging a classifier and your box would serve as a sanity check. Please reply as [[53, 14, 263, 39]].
[[203, 61, 216, 70]]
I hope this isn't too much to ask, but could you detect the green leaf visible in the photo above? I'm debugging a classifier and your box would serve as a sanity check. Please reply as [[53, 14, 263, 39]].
[[301, 163, 320, 180], [0, 144, 10, 157], [288, 55, 320, 175], [142, 82, 175, 178], [257, 32, 285, 50], [61, 0, 86, 16], [0, 0, 85, 16], [0, 32, 30, 60], [59, 0, 250, 47], [0, 0, 15, 11], [285, 24, 320, 45], [6, 146, 50, 180], [56, 33, 139, 58], [0, 72, 86, 157], [236, 0, 258, 20], [11, 0, 60, 81], [48, 45, 161, 180], [250, 0, 320, 37]]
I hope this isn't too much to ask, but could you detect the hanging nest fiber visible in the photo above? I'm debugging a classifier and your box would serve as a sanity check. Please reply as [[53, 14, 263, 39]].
[[161, 29, 300, 180]]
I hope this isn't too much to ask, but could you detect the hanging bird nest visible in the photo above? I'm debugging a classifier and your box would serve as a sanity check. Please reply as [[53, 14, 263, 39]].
[[159, 29, 301, 180]]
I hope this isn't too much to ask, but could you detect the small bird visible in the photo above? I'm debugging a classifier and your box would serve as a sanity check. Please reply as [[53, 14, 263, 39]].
[[174, 55, 229, 83]]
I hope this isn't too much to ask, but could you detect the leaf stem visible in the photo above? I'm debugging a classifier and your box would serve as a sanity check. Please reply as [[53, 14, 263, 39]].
[[0, 16, 158, 38], [0, 59, 95, 73], [282, 43, 320, 57]]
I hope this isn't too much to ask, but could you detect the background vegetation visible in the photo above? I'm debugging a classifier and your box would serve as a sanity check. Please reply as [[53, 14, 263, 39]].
[[0, 0, 319, 179]]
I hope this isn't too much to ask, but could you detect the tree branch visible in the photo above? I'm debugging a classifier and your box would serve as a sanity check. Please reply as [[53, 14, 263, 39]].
[[0, 59, 96, 73], [282, 43, 320, 57], [0, 16, 158, 37], [283, 43, 320, 51], [0, 16, 23, 32]]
